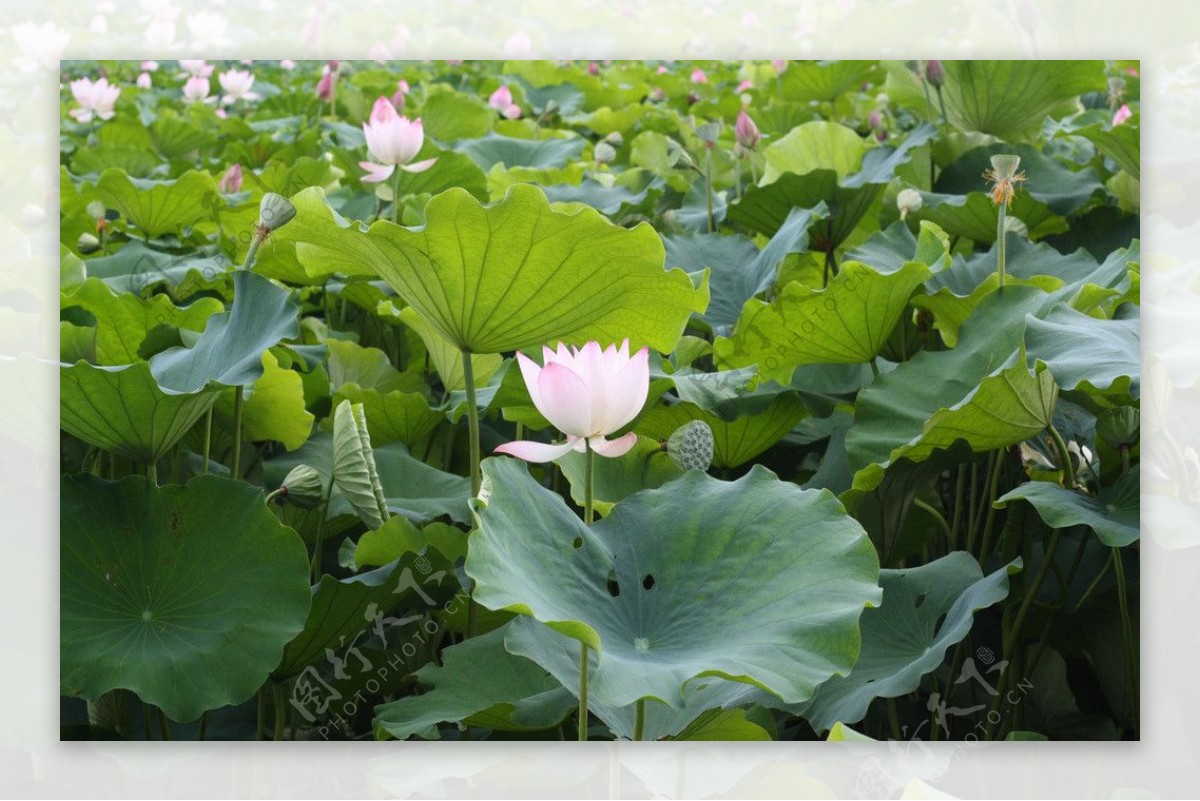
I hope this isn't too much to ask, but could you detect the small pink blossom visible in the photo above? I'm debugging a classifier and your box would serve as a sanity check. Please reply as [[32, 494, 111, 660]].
[[69, 76, 120, 123], [218, 68, 259, 104], [736, 79, 753, 93], [358, 95, 437, 183], [772, 59, 788, 75], [179, 59, 213, 78], [1112, 104, 1132, 126], [495, 340, 650, 462], [141, 60, 159, 72], [218, 163, 243, 193], [656, 64, 670, 75], [488, 85, 521, 118], [280, 59, 296, 70], [136, 72, 152, 90], [316, 70, 334, 102], [690, 68, 708, 84], [735, 110, 760, 151], [391, 79, 410, 108], [182, 75, 212, 104], [587, 61, 599, 75]]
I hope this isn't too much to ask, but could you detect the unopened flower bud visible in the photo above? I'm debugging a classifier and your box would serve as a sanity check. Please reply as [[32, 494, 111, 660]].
[[257, 192, 296, 234], [925, 60, 945, 88], [734, 110, 760, 150], [218, 163, 243, 194], [277, 464, 326, 509]]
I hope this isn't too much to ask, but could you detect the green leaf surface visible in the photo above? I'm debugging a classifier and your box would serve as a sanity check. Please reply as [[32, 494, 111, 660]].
[[283, 184, 707, 353], [60, 361, 219, 462], [995, 467, 1139, 547], [96, 169, 220, 238], [60, 474, 311, 722], [1024, 304, 1140, 398], [332, 383, 443, 449], [466, 458, 880, 710], [215, 351, 314, 451], [801, 553, 1019, 732], [452, 132, 584, 170], [557, 435, 684, 516], [331, 399, 390, 531], [1065, 117, 1139, 179], [394, 305, 502, 392], [635, 395, 809, 469]]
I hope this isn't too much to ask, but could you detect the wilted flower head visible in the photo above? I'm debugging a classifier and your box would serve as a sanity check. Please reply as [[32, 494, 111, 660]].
[[69, 76, 120, 122], [896, 188, 923, 219], [358, 96, 437, 183], [218, 68, 259, 104], [182, 75, 212, 104], [218, 163, 243, 193], [1113, 104, 1133, 126], [495, 340, 650, 462], [983, 154, 1026, 207], [594, 141, 616, 165]]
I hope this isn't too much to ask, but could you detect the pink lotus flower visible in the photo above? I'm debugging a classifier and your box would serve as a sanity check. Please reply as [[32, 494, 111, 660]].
[[735, 109, 760, 150], [1113, 104, 1132, 126], [141, 60, 159, 72], [136, 72, 152, 89], [219, 163, 243, 193], [281, 59, 296, 70], [358, 96, 437, 183], [179, 59, 213, 78], [656, 64, 670, 75], [736, 79, 753, 93], [218, 68, 259, 104], [316, 70, 334, 101], [390, 79, 410, 108], [495, 340, 649, 462], [487, 85, 521, 119], [690, 68, 708, 84], [69, 76, 120, 123], [182, 75, 213, 104], [772, 59, 788, 75]]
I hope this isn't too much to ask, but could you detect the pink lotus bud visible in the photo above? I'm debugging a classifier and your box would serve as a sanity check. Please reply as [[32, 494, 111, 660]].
[[735, 110, 760, 150], [772, 59, 788, 75], [390, 80, 410, 109], [503, 104, 522, 120], [868, 110, 882, 129], [182, 75, 211, 104], [494, 340, 649, 463], [925, 59, 945, 88], [141, 60, 159, 72], [588, 61, 599, 75], [219, 163, 243, 193], [1112, 104, 1132, 126], [488, 84, 513, 111], [215, 108, 227, 119], [690, 68, 707, 84], [736, 79, 753, 93], [328, 59, 340, 72], [281, 59, 296, 70], [1125, 67, 1138, 78], [316, 70, 334, 101], [656, 64, 670, 75], [136, 72, 152, 89]]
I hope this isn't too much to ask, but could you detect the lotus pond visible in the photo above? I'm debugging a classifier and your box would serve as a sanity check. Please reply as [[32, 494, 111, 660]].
[[59, 58, 1140, 742]]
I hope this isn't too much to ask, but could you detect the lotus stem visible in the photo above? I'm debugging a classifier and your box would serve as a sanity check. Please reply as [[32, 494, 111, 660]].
[[1073, 550, 1114, 613], [158, 707, 172, 740], [462, 347, 482, 639], [584, 440, 595, 524], [310, 483, 332, 583], [391, 170, 402, 224], [1113, 547, 1139, 736], [231, 385, 244, 480], [578, 642, 590, 741], [1047, 424, 1076, 489], [704, 146, 715, 233], [633, 698, 646, 741], [256, 686, 265, 740], [272, 681, 287, 741], [996, 202, 1007, 288], [242, 232, 263, 273], [912, 496, 953, 553], [203, 407, 213, 474], [198, 711, 208, 741], [144, 702, 153, 741], [979, 448, 1008, 560], [147, 460, 158, 487]]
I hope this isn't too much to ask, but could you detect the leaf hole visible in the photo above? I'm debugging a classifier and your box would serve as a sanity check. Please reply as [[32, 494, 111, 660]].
[[642, 574, 656, 591], [913, 592, 927, 609], [572, 536, 583, 549], [607, 571, 620, 597]]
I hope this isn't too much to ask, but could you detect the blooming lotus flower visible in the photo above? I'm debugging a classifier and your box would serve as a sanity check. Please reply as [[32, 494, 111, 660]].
[[182, 75, 213, 104], [735, 109, 760, 150], [487, 85, 521, 119], [495, 340, 650, 462], [69, 76, 121, 123], [179, 59, 213, 78], [690, 68, 708, 84], [1113, 104, 1132, 126], [136, 72, 152, 89], [219, 69, 259, 104], [141, 60, 159, 72], [358, 96, 437, 183], [219, 163, 243, 193]]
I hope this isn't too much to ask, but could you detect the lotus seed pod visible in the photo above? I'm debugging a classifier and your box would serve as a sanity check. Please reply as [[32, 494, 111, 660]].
[[257, 192, 296, 233], [667, 420, 714, 472], [77, 232, 101, 254], [594, 141, 616, 165], [279, 464, 326, 509], [896, 188, 923, 219]]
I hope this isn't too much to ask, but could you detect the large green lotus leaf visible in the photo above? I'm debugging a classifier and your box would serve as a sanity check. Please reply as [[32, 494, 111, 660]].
[[60, 361, 219, 462], [714, 260, 932, 381], [274, 555, 447, 679], [1024, 304, 1140, 399], [941, 61, 1107, 141], [373, 624, 561, 740], [82, 241, 232, 296], [557, 435, 684, 517], [466, 458, 881, 711], [664, 204, 828, 335], [415, 84, 496, 141], [996, 467, 1139, 547], [60, 474, 311, 722], [280, 185, 708, 354], [910, 190, 1063, 244], [934, 143, 1103, 216], [731, 124, 935, 250], [844, 220, 952, 277], [70, 144, 161, 179], [398, 149, 489, 202], [96, 169, 220, 238], [1062, 117, 1139, 180], [350, 517, 468, 569], [635, 395, 809, 469], [800, 553, 1020, 733], [331, 399, 389, 531], [779, 60, 884, 104], [542, 178, 659, 218], [324, 339, 414, 394], [61, 277, 224, 365], [762, 121, 867, 184], [394, 305, 502, 392], [150, 270, 299, 392], [452, 132, 585, 170], [213, 351, 314, 451], [846, 286, 1055, 490], [332, 383, 443, 449]]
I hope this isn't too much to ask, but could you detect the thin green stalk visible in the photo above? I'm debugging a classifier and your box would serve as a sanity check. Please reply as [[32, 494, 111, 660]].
[[935, 85, 948, 124], [913, 497, 953, 553], [272, 681, 287, 741], [633, 698, 646, 741], [996, 204, 1008, 288], [158, 707, 172, 740], [1112, 547, 1139, 736], [951, 466, 966, 549], [979, 448, 1008, 559], [704, 147, 715, 233], [869, 359, 880, 379], [310, 484, 333, 583], [242, 233, 264, 273], [147, 460, 158, 486], [1073, 550, 1115, 612], [230, 385, 244, 480], [965, 457, 988, 556], [578, 642, 590, 741], [584, 440, 596, 524], [198, 711, 208, 741], [921, 72, 935, 121], [823, 248, 836, 288], [734, 158, 742, 201], [202, 406, 213, 475], [886, 697, 902, 741], [391, 170, 402, 224], [462, 348, 482, 639], [143, 703, 153, 741], [256, 686, 265, 741], [1047, 424, 1076, 489]]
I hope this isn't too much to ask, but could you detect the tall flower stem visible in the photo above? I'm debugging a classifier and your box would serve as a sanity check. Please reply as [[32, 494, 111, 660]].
[[578, 440, 596, 741], [996, 202, 1008, 288], [462, 348, 482, 639], [230, 386, 244, 480], [704, 146, 715, 234], [578, 642, 590, 741], [310, 483, 333, 583], [202, 407, 213, 474], [633, 698, 646, 741], [1047, 424, 1076, 489], [1113, 546, 1139, 736], [391, 170, 402, 224], [272, 681, 287, 741]]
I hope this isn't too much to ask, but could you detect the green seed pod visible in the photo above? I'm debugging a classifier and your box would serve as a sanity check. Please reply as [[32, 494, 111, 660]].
[[279, 464, 326, 509], [257, 192, 297, 233], [667, 420, 714, 472], [77, 232, 101, 254]]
